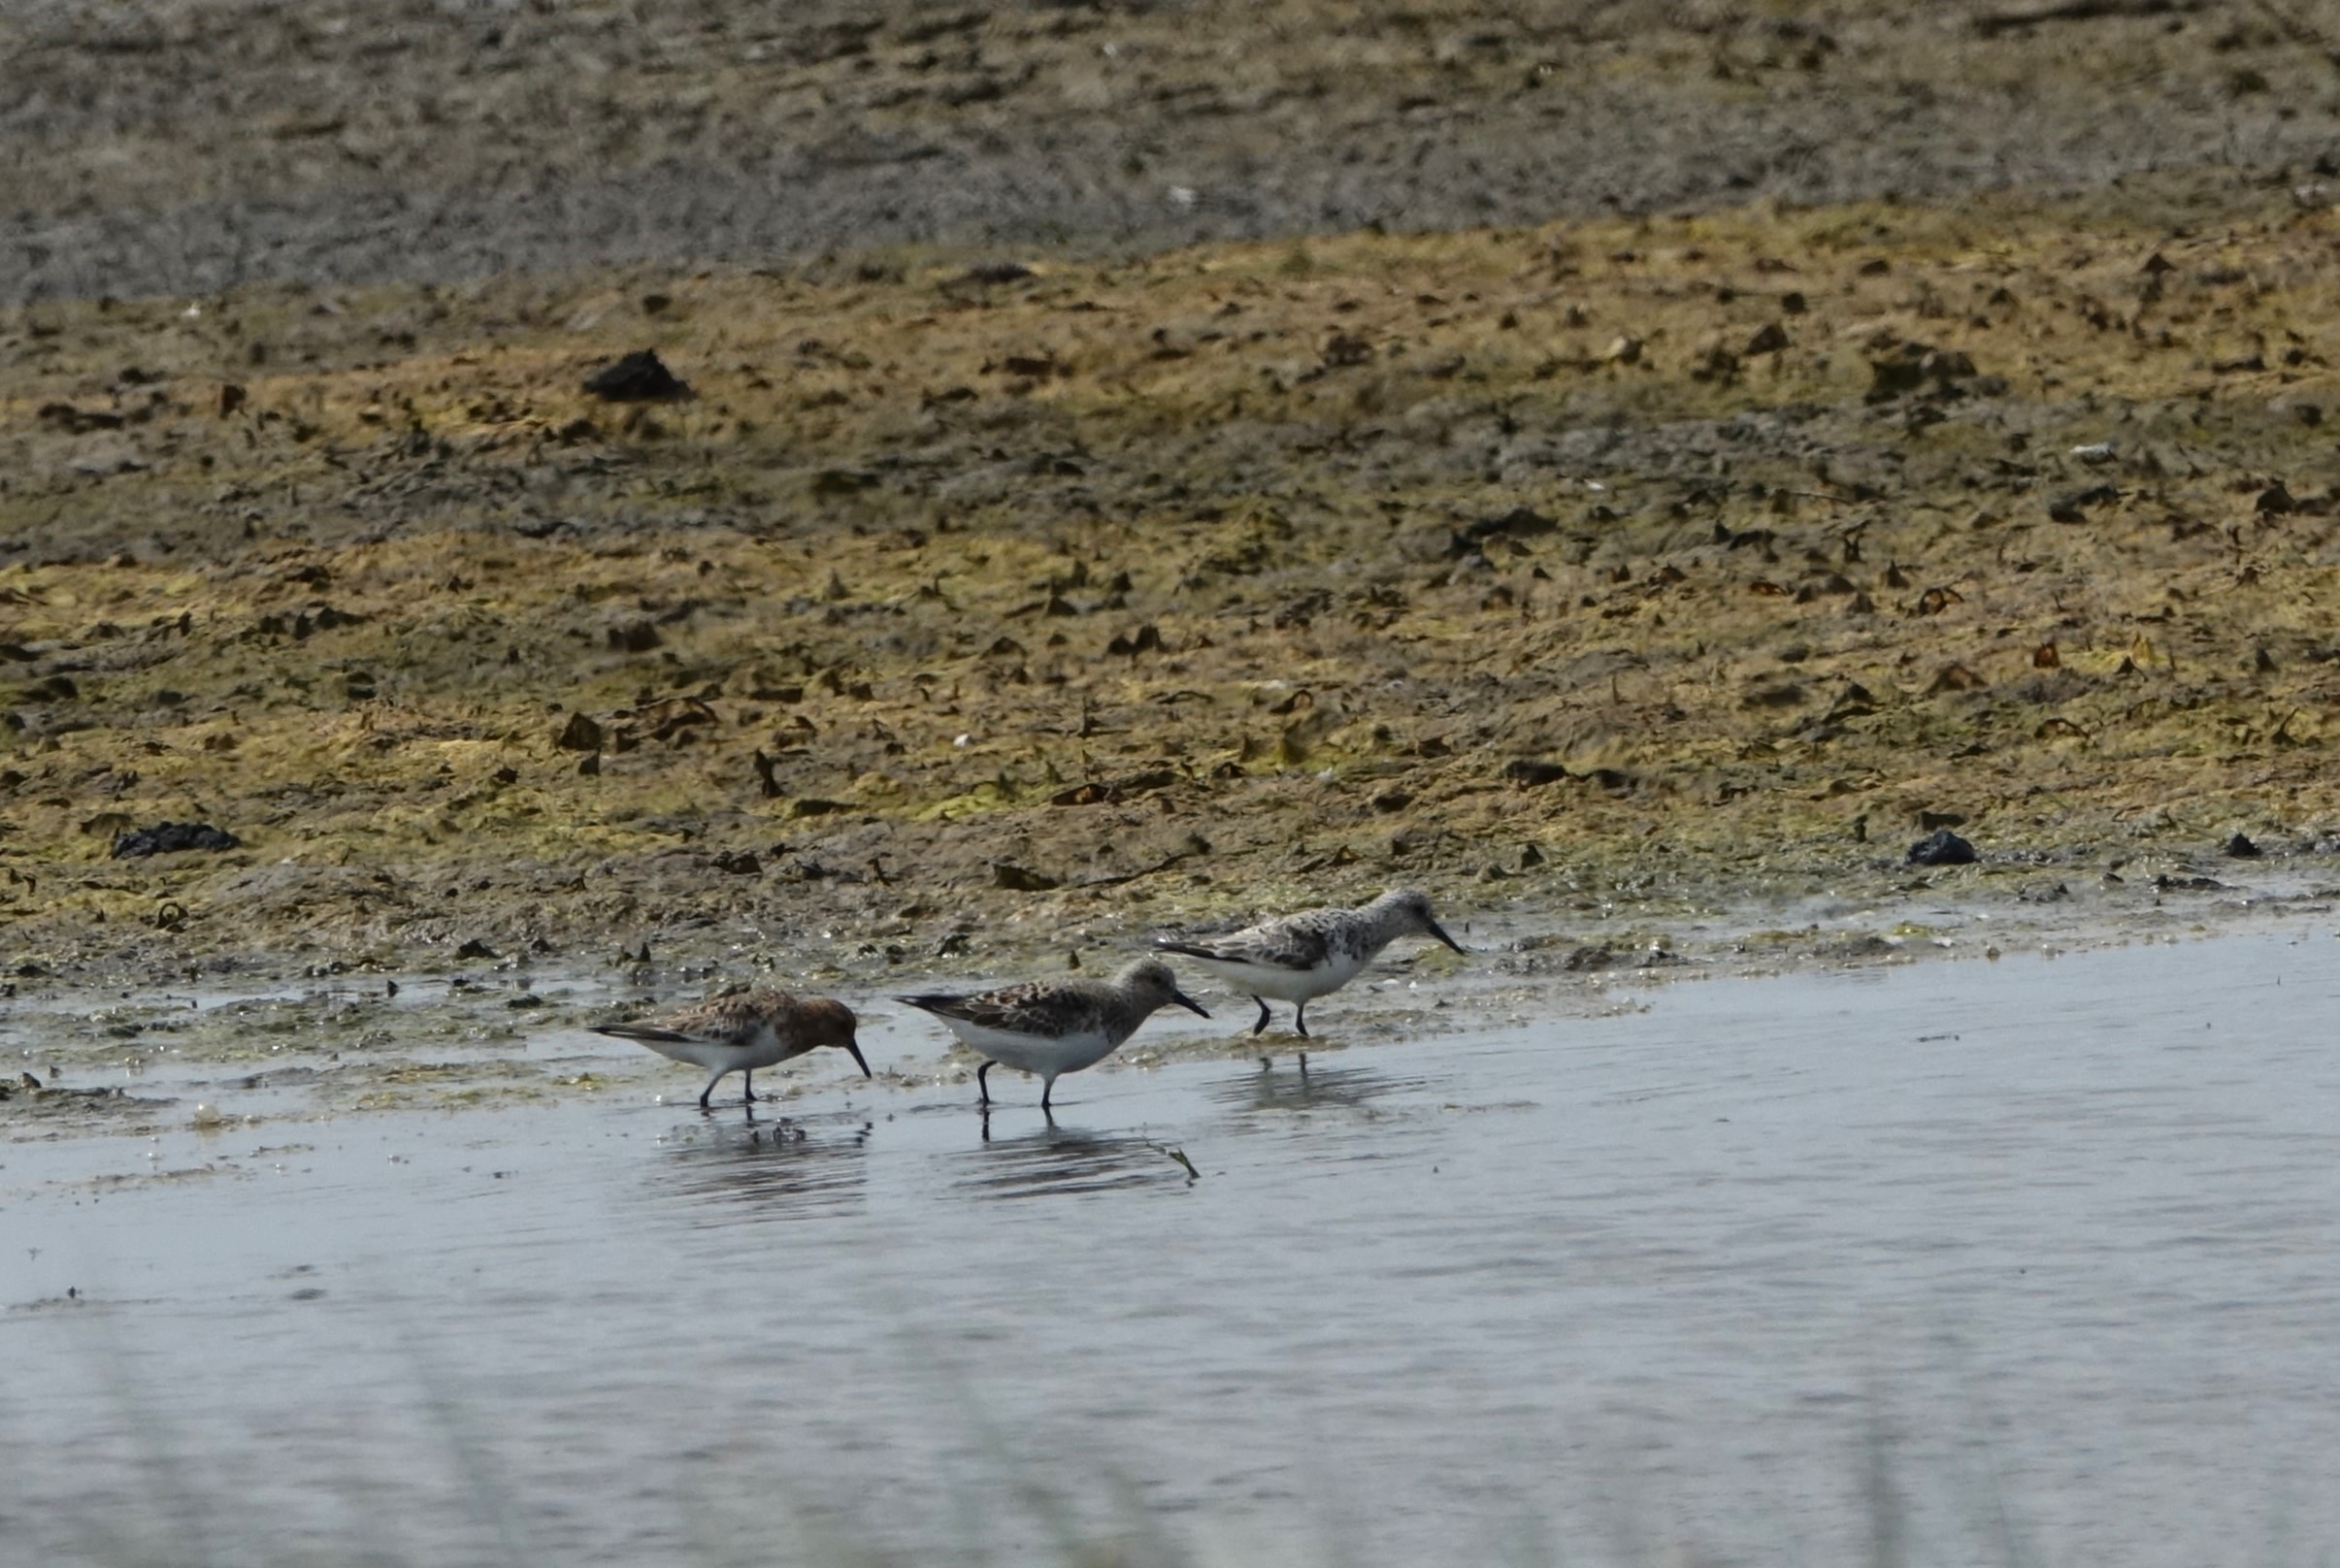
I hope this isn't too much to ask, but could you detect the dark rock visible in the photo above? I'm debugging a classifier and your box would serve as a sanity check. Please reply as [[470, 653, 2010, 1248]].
[[1865, 342, 1977, 403], [580, 349, 691, 402], [554, 712, 604, 752], [1906, 828, 1977, 866], [960, 261, 1035, 286], [37, 401, 125, 433], [1503, 759, 1570, 787], [112, 822, 241, 859], [2047, 483, 2121, 522], [606, 620, 661, 653], [2223, 833, 2263, 859], [1049, 768, 1180, 807], [1454, 506, 1558, 555], [1106, 624, 1165, 657], [991, 863, 1061, 891]]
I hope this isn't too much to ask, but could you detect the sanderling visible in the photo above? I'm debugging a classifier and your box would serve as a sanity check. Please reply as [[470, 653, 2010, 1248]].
[[593, 991, 870, 1110], [898, 956, 1209, 1116], [1155, 887, 1465, 1038]]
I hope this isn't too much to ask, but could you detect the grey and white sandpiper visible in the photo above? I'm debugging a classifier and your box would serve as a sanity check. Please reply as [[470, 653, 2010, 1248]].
[[1155, 887, 1465, 1038], [898, 956, 1209, 1117]]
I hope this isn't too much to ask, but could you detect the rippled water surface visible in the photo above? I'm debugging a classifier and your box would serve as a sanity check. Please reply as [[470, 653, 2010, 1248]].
[[9, 932, 2340, 1565]]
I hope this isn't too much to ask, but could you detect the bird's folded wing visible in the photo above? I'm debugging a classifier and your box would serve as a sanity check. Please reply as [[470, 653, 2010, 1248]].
[[901, 982, 1089, 1033], [1159, 922, 1329, 971]]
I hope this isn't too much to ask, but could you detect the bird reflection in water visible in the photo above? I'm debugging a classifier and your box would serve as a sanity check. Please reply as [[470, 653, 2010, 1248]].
[[656, 1114, 873, 1222], [1210, 1060, 1424, 1116], [959, 1113, 1194, 1198]]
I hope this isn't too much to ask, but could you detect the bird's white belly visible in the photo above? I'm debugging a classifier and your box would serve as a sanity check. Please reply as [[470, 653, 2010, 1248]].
[[640, 1032, 790, 1073], [1188, 950, 1367, 1002], [943, 1019, 1121, 1075]]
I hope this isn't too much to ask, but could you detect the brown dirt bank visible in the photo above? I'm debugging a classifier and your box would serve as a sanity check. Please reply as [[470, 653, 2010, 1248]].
[[7, 0, 2340, 304], [4, 174, 2340, 995]]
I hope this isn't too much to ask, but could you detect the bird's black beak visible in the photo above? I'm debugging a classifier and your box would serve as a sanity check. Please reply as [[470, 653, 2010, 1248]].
[[843, 1039, 873, 1078], [1172, 990, 1211, 1018], [1427, 920, 1466, 956]]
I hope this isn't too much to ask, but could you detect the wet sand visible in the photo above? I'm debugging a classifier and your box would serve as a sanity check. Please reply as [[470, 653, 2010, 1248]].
[[9, 931, 2340, 1564]]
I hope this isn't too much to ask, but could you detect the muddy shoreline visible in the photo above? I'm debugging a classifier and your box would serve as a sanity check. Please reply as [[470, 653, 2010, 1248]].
[[9, 182, 2340, 998], [6, 866, 2334, 1144], [6, 0, 2340, 1024]]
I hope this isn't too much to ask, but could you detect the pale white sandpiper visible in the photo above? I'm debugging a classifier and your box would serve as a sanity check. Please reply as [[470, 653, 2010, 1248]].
[[1155, 886, 1465, 1037], [898, 956, 1209, 1116], [593, 991, 870, 1110]]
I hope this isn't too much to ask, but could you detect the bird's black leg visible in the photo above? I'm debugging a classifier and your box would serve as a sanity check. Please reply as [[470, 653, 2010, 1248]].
[[1250, 997, 1271, 1036], [742, 1069, 757, 1104], [698, 1075, 717, 1111], [977, 1060, 995, 1107], [1294, 1001, 1310, 1039], [1040, 1080, 1058, 1125]]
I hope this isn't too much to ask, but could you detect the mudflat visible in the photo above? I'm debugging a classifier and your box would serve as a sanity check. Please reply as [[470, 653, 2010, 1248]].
[[3, 0, 2339, 995]]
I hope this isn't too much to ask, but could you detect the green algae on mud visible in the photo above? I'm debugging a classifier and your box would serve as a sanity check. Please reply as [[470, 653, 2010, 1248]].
[[4, 178, 2340, 991]]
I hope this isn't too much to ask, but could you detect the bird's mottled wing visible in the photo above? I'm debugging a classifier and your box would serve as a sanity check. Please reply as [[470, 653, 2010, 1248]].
[[901, 979, 1108, 1035], [1163, 910, 1336, 972], [646, 990, 789, 1045]]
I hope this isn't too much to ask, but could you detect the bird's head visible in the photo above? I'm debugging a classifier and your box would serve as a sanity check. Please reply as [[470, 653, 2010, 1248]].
[[1379, 888, 1466, 955], [807, 997, 872, 1077], [1123, 956, 1211, 1019]]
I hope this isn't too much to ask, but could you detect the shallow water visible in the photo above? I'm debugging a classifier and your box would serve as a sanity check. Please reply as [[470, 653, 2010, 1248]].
[[7, 931, 2340, 1565]]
